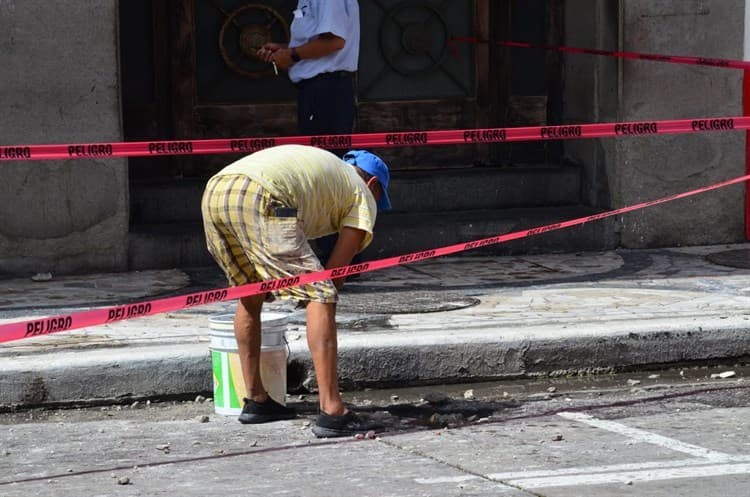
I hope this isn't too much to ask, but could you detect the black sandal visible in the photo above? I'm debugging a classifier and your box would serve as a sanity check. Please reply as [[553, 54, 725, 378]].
[[238, 397, 296, 424], [312, 410, 384, 438]]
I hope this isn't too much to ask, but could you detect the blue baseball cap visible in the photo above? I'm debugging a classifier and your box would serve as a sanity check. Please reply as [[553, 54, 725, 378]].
[[343, 150, 392, 211]]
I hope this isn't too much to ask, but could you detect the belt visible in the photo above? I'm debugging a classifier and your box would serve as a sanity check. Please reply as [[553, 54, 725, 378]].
[[296, 71, 354, 87]]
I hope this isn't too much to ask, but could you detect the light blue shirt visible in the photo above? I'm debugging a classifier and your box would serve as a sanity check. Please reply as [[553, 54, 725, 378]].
[[288, 0, 360, 83]]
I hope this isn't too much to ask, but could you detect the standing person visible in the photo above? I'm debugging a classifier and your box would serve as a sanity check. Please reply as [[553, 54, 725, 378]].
[[257, 0, 360, 265], [257, 0, 359, 137], [201, 144, 391, 438]]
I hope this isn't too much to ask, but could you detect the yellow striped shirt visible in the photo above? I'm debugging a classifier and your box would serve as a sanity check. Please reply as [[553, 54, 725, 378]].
[[216, 145, 376, 251]]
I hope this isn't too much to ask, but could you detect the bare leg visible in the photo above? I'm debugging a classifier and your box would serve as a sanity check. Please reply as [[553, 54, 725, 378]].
[[235, 294, 268, 402], [305, 301, 346, 416]]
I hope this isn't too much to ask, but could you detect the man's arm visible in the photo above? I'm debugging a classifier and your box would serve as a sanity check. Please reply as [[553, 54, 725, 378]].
[[325, 226, 367, 289], [272, 33, 345, 70]]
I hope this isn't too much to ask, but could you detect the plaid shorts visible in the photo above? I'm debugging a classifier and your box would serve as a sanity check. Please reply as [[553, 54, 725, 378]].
[[201, 174, 337, 303]]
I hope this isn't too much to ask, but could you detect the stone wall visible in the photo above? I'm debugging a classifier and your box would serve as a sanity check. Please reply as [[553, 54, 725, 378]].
[[0, 1, 127, 276], [564, 0, 746, 247]]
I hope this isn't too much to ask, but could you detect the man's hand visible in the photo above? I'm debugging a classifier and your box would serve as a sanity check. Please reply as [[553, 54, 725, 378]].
[[257, 42, 286, 62], [271, 48, 295, 70], [325, 227, 367, 289]]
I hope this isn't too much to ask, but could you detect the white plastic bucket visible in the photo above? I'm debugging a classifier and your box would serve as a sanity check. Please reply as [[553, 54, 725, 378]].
[[209, 312, 289, 415]]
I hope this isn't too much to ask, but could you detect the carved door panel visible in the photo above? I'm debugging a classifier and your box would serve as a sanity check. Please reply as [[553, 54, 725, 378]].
[[171, 0, 299, 176], [356, 0, 487, 170]]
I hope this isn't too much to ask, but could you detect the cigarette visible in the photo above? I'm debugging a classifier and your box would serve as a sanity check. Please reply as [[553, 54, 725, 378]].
[[272, 62, 278, 75]]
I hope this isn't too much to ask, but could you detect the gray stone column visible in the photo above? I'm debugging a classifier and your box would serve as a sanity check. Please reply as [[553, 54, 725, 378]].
[[0, 1, 128, 276], [564, 0, 746, 248]]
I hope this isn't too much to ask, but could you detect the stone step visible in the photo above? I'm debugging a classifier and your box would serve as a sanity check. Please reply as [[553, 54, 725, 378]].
[[128, 206, 617, 270], [365, 206, 618, 259], [129, 165, 581, 224], [385, 164, 581, 213], [128, 223, 211, 270]]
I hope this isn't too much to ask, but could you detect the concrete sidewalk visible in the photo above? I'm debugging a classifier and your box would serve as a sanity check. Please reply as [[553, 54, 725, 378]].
[[1, 244, 749, 407]]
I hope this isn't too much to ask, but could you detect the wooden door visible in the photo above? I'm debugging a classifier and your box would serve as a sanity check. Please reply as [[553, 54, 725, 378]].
[[121, 0, 563, 178]]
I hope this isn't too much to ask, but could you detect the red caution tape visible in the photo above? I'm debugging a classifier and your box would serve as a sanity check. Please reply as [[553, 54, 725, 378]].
[[1, 173, 747, 345], [449, 37, 750, 71], [0, 116, 746, 161]]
